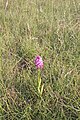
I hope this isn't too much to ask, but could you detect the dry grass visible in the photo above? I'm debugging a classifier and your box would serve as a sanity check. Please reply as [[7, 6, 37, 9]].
[[0, 0, 80, 120]]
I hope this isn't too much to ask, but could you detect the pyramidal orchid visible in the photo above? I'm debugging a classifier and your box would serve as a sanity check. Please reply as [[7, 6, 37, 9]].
[[34, 55, 44, 95], [34, 55, 43, 69]]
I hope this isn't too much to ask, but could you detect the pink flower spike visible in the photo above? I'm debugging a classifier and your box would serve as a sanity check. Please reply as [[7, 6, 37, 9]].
[[34, 56, 43, 69]]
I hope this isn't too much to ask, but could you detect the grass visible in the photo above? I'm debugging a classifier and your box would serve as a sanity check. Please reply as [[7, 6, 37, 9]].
[[0, 0, 80, 119]]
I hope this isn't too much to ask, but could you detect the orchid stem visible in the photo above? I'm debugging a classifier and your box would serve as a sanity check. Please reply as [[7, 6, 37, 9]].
[[38, 70, 44, 95]]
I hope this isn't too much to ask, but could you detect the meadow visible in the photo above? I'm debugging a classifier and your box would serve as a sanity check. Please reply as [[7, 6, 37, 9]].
[[0, 0, 80, 120]]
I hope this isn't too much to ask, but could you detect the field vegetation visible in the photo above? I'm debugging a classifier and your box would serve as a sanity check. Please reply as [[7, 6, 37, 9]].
[[0, 0, 80, 120]]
